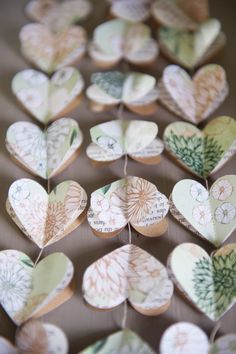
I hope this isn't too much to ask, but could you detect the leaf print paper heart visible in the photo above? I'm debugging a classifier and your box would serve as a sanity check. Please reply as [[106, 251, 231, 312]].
[[79, 329, 155, 354], [0, 250, 74, 325], [108, 0, 153, 23], [83, 244, 173, 315], [170, 176, 236, 247], [163, 117, 236, 178], [7, 179, 87, 248], [6, 118, 83, 179], [87, 120, 163, 165], [89, 19, 158, 68], [168, 243, 236, 321], [158, 64, 228, 124], [88, 176, 169, 238], [20, 23, 87, 73]]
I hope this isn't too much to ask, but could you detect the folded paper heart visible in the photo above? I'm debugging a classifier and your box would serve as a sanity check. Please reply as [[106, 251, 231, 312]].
[[158, 19, 225, 69], [170, 175, 236, 247], [12, 68, 84, 124], [168, 243, 236, 321], [25, 0, 91, 33], [0, 250, 74, 325], [163, 116, 236, 178], [0, 319, 68, 354], [79, 329, 155, 354], [20, 23, 87, 73], [87, 120, 164, 166], [83, 244, 173, 315], [88, 176, 169, 238], [160, 322, 236, 354], [89, 19, 158, 68], [86, 71, 159, 115], [158, 64, 228, 124], [107, 0, 153, 23], [6, 118, 83, 179], [7, 179, 87, 248]]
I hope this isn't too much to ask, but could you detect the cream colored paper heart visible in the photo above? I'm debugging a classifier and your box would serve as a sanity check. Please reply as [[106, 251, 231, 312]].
[[20, 23, 87, 73], [108, 0, 153, 23], [0, 250, 74, 325], [88, 176, 169, 238], [163, 117, 236, 178], [6, 118, 83, 179], [158, 64, 228, 124], [7, 179, 87, 248], [12, 68, 84, 124], [168, 243, 236, 321], [83, 244, 173, 315], [170, 176, 236, 247]]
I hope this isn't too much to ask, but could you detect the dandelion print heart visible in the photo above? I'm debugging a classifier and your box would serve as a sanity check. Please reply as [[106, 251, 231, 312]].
[[164, 117, 236, 178], [0, 250, 74, 325], [168, 243, 236, 321]]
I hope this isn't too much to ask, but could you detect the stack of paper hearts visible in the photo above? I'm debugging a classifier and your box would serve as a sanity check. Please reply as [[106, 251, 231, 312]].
[[89, 19, 158, 67], [107, 0, 154, 23], [86, 71, 159, 114]]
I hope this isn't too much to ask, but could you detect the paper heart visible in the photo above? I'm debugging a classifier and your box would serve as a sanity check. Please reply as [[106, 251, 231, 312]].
[[6, 118, 83, 179], [88, 176, 169, 238], [20, 23, 87, 73], [168, 243, 236, 320], [79, 329, 155, 354], [170, 175, 236, 247], [7, 179, 87, 248], [0, 250, 74, 325], [163, 117, 236, 178], [83, 244, 173, 315], [89, 19, 158, 68], [108, 0, 153, 23], [12, 68, 84, 124], [212, 334, 236, 354], [158, 64, 228, 124], [25, 0, 91, 33], [86, 71, 159, 115], [158, 19, 225, 69], [0, 319, 68, 354], [87, 120, 164, 165]]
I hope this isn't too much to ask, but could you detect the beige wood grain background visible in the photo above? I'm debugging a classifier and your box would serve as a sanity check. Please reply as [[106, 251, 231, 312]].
[[0, 0, 236, 353]]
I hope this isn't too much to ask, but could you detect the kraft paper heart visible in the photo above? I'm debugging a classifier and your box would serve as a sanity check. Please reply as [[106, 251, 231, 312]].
[[20, 23, 87, 73], [0, 319, 68, 354], [0, 250, 74, 325], [158, 64, 229, 124], [83, 244, 173, 315], [160, 321, 236, 354], [107, 0, 153, 23], [86, 71, 159, 115], [168, 243, 236, 321], [87, 120, 164, 165], [89, 19, 158, 68], [88, 176, 169, 238], [7, 179, 87, 248], [170, 175, 236, 247], [12, 68, 84, 124], [158, 19, 225, 69], [163, 117, 236, 178], [6, 118, 83, 179], [25, 0, 91, 33], [79, 329, 155, 354]]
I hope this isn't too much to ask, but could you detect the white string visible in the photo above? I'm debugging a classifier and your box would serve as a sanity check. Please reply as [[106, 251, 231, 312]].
[[123, 154, 128, 176], [121, 300, 128, 329], [34, 247, 44, 266], [210, 322, 221, 343]]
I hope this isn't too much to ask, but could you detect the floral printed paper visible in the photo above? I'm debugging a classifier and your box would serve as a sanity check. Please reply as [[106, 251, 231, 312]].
[[87, 120, 163, 164], [12, 68, 84, 124], [83, 244, 173, 315], [170, 175, 236, 247], [88, 176, 169, 238], [89, 19, 158, 67], [20, 24, 87, 73], [7, 179, 87, 248], [163, 117, 236, 178], [158, 64, 228, 124], [0, 250, 74, 325], [107, 0, 153, 23], [168, 243, 236, 321], [6, 118, 83, 179]]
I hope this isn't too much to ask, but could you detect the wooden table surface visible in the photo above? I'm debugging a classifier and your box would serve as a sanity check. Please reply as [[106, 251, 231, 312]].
[[0, 0, 235, 353]]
